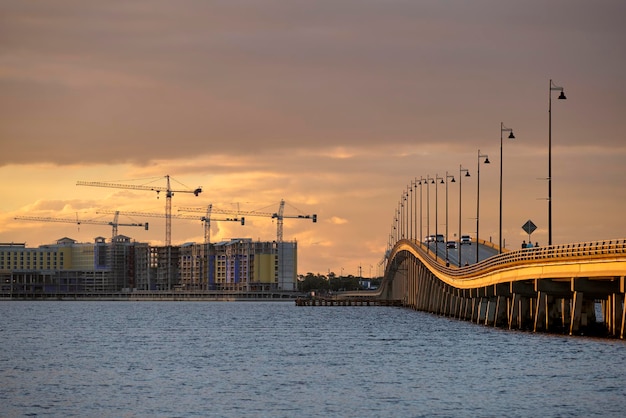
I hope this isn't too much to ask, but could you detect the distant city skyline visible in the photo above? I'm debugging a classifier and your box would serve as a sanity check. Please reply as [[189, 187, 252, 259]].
[[2, 0, 625, 276]]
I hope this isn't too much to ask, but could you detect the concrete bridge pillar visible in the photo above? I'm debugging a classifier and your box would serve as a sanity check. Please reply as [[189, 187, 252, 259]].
[[508, 293, 519, 330], [607, 293, 624, 338], [569, 291, 583, 335], [493, 296, 508, 327], [476, 298, 487, 324], [534, 292, 548, 332], [484, 298, 496, 326]]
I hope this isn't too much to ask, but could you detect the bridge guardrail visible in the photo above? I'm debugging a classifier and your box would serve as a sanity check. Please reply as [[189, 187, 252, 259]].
[[401, 238, 626, 280]]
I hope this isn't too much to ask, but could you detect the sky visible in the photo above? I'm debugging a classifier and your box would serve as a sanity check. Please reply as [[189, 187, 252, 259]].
[[1, 0, 625, 277]]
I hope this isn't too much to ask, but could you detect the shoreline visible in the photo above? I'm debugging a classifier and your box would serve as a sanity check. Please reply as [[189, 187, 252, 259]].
[[0, 290, 303, 302]]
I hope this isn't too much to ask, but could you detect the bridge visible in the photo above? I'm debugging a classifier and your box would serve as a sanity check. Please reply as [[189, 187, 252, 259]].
[[318, 238, 626, 339]]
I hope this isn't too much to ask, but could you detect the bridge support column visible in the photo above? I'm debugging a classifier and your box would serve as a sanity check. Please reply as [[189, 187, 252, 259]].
[[569, 291, 583, 335], [426, 279, 434, 312], [451, 290, 458, 318], [470, 297, 480, 322], [484, 298, 496, 326], [463, 295, 471, 320], [603, 296, 611, 335], [437, 284, 444, 315], [477, 298, 487, 324], [444, 288, 452, 316], [422, 276, 433, 312], [456, 293, 463, 319], [463, 296, 470, 320], [621, 293, 626, 339], [445, 291, 453, 317], [609, 293, 622, 338], [560, 298, 567, 332], [493, 296, 508, 327], [534, 292, 548, 332], [509, 294, 519, 330]]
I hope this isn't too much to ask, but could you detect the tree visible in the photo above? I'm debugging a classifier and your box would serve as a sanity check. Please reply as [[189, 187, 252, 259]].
[[298, 273, 329, 293]]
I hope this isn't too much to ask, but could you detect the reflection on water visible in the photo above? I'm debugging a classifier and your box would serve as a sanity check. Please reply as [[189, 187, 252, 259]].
[[1, 301, 625, 417]]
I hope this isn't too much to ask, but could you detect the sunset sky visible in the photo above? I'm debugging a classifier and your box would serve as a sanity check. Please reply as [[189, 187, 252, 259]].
[[2, 0, 625, 277]]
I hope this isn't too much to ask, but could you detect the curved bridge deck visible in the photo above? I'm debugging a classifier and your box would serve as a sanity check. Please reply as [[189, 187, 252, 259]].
[[337, 239, 626, 338]]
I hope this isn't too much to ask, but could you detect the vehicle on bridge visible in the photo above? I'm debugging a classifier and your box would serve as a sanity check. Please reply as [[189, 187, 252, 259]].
[[446, 241, 457, 249], [460, 235, 472, 245], [425, 234, 445, 243]]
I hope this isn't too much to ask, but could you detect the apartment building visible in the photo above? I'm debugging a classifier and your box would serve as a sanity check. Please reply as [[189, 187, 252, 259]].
[[0, 237, 149, 295], [1, 236, 298, 295]]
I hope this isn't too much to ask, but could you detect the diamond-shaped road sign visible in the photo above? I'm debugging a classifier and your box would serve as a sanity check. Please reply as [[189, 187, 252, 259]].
[[522, 220, 537, 235]]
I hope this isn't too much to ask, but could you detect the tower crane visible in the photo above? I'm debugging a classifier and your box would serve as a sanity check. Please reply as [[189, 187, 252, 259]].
[[175, 204, 247, 244], [271, 199, 317, 243], [96, 209, 244, 244], [14, 211, 149, 241], [179, 199, 317, 243], [77, 175, 201, 247]]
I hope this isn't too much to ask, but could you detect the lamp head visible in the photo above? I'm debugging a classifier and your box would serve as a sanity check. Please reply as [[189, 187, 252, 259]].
[[484, 157, 490, 164], [451, 177, 456, 183], [508, 131, 515, 139], [558, 91, 567, 100], [431, 179, 435, 184], [465, 171, 470, 177], [440, 178, 444, 184]]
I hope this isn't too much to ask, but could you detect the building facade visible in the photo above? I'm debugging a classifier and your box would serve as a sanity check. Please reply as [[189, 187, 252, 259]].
[[1, 236, 298, 296], [178, 239, 297, 291], [1, 237, 149, 295]]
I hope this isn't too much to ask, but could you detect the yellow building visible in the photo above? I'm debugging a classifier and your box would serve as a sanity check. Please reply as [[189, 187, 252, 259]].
[[0, 237, 149, 295], [178, 239, 297, 291]]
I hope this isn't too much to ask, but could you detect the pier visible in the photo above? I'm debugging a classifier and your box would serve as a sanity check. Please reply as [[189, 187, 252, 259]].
[[295, 297, 402, 307]]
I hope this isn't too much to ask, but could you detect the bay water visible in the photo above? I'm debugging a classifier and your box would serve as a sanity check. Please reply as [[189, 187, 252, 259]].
[[1, 301, 625, 417]]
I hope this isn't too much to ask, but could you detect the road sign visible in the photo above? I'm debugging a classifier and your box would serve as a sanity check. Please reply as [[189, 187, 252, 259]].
[[522, 220, 537, 235]]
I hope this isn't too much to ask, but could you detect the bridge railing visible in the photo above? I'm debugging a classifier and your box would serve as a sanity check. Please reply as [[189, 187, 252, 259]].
[[410, 239, 626, 279]]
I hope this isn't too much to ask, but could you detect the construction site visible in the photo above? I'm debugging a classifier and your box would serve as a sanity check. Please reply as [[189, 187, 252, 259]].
[[4, 175, 317, 298]]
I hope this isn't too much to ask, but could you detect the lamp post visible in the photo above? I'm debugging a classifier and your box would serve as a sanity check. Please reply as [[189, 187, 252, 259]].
[[394, 207, 399, 243], [445, 172, 455, 262], [418, 177, 425, 244], [476, 150, 490, 263], [399, 196, 403, 240], [402, 191, 408, 239], [499, 122, 515, 254], [458, 165, 470, 267], [405, 189, 409, 239], [435, 174, 444, 261], [426, 175, 434, 253], [409, 184, 413, 241], [549, 79, 566, 246], [412, 180, 417, 242]]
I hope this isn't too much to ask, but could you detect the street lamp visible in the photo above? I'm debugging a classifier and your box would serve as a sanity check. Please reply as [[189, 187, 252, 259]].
[[499, 122, 515, 254], [409, 183, 414, 241], [402, 191, 408, 239], [476, 150, 490, 263], [426, 175, 434, 253], [445, 172, 455, 262], [417, 177, 425, 244], [394, 208, 399, 243], [435, 174, 444, 261], [549, 79, 566, 246], [412, 180, 418, 242], [458, 165, 470, 267]]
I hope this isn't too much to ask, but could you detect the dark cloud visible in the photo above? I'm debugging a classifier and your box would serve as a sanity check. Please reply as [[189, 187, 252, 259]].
[[1, 0, 625, 166]]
